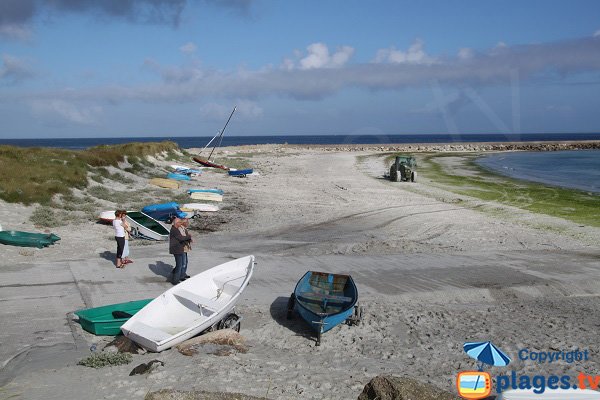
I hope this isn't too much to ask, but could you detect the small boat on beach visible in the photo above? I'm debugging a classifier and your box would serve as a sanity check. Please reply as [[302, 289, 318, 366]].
[[288, 271, 361, 346], [166, 172, 191, 181], [170, 165, 202, 175], [98, 210, 117, 223], [149, 178, 181, 189], [228, 168, 253, 177], [180, 203, 219, 213], [74, 299, 152, 336], [121, 255, 255, 352], [142, 202, 187, 222], [188, 188, 224, 195], [125, 211, 169, 240], [0, 230, 61, 248], [190, 192, 223, 202], [192, 106, 236, 171], [193, 157, 229, 170]]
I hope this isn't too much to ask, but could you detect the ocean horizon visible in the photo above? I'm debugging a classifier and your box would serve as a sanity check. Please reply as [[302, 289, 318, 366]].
[[1, 132, 600, 150]]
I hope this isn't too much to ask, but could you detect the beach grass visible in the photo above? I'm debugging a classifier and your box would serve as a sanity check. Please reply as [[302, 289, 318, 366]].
[[0, 141, 178, 205], [414, 153, 600, 227]]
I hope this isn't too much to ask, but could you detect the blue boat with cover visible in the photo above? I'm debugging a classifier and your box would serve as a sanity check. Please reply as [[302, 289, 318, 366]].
[[228, 169, 253, 177], [141, 202, 187, 222], [287, 271, 361, 346], [166, 172, 191, 181], [188, 188, 224, 195]]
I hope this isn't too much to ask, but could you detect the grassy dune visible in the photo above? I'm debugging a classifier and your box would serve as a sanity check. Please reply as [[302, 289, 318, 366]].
[[414, 153, 600, 227], [0, 141, 180, 205]]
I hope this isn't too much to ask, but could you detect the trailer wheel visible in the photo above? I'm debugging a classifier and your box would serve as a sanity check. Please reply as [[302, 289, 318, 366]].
[[287, 293, 295, 320], [218, 313, 241, 332]]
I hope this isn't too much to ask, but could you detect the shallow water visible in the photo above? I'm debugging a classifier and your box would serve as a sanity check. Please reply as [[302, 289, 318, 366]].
[[476, 150, 600, 193]]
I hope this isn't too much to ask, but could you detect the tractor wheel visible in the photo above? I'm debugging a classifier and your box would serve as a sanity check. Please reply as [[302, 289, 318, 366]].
[[411, 171, 417, 182]]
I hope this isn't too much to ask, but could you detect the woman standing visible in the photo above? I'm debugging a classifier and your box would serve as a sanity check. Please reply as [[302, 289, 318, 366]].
[[121, 211, 133, 265], [113, 210, 126, 268], [169, 218, 192, 284]]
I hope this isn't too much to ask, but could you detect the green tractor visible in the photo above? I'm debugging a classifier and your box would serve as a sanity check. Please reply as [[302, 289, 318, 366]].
[[389, 155, 417, 182]]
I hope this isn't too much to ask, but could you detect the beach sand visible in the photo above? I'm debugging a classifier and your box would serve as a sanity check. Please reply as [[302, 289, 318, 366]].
[[1, 145, 599, 399]]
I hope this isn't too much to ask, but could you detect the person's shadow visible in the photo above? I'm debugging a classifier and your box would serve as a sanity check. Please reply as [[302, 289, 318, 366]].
[[148, 261, 173, 280], [99, 250, 114, 262], [269, 296, 315, 341]]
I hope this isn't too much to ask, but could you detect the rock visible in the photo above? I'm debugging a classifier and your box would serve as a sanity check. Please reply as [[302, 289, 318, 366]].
[[104, 335, 145, 354], [357, 376, 460, 400], [145, 389, 268, 400], [129, 359, 164, 376], [176, 329, 248, 356]]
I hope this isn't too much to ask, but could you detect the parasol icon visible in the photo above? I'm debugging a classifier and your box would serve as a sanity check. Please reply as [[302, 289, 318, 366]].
[[463, 341, 511, 370]]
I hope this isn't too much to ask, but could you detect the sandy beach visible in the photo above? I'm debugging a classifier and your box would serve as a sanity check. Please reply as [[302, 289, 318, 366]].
[[1, 145, 599, 399]]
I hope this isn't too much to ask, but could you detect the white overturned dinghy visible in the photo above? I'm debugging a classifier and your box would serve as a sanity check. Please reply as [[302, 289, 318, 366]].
[[121, 255, 255, 352]]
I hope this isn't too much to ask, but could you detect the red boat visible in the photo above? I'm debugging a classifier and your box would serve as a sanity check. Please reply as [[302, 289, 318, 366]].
[[193, 157, 229, 170]]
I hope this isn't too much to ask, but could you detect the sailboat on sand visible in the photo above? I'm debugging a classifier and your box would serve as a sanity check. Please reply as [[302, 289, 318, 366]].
[[193, 106, 236, 170]]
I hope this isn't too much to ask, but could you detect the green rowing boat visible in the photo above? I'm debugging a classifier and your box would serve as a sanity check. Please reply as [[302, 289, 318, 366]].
[[74, 299, 152, 336], [0, 230, 61, 248]]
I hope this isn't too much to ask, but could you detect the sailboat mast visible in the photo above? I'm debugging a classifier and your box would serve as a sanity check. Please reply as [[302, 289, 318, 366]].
[[208, 106, 237, 161]]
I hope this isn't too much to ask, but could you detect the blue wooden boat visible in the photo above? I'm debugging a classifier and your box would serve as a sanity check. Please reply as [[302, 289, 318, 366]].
[[187, 188, 224, 195], [288, 271, 361, 346], [228, 168, 253, 177], [141, 202, 187, 222]]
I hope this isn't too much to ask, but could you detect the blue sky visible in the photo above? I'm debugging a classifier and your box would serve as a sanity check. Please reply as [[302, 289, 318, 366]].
[[1, 0, 600, 138]]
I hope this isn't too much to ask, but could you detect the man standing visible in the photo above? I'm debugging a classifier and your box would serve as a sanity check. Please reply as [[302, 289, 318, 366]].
[[169, 218, 192, 284]]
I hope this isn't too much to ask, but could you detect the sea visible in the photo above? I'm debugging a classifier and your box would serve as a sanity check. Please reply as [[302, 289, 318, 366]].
[[1, 132, 600, 150], [476, 150, 600, 194]]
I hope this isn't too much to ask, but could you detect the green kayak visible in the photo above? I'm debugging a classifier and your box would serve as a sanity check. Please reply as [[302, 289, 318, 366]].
[[75, 299, 153, 336], [0, 230, 61, 248]]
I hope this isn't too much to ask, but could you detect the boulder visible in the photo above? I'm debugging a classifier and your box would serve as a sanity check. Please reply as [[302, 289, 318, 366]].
[[357, 376, 460, 400]]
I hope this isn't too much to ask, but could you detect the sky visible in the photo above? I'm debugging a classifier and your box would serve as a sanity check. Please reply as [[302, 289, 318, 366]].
[[1, 0, 600, 139]]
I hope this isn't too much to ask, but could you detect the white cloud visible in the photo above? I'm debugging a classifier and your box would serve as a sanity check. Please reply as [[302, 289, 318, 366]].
[[180, 42, 197, 55], [458, 48, 474, 60], [594, 30, 600, 37], [5, 35, 600, 107], [285, 43, 354, 70], [0, 24, 32, 41], [374, 39, 435, 65], [0, 54, 34, 83], [199, 100, 262, 121], [143, 58, 204, 83], [30, 99, 102, 124]]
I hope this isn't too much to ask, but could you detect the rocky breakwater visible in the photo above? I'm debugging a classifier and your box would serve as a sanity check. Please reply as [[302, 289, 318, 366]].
[[306, 140, 600, 153]]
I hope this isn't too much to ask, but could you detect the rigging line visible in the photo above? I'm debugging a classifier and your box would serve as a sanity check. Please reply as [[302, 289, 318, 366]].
[[208, 106, 236, 161]]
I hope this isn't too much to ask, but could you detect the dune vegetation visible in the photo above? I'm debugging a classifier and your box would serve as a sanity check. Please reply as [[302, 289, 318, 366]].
[[0, 141, 180, 205]]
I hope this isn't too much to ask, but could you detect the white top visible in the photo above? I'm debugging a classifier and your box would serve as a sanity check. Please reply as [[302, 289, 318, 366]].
[[113, 218, 125, 237]]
